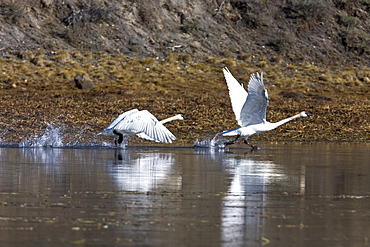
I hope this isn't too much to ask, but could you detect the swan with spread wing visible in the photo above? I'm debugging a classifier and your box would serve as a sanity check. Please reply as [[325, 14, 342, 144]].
[[97, 109, 189, 146], [220, 68, 312, 148]]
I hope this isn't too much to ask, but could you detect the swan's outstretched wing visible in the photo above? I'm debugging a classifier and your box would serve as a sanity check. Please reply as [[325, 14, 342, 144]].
[[136, 132, 176, 143], [105, 108, 139, 130], [223, 68, 248, 125], [239, 72, 268, 126], [114, 110, 176, 143]]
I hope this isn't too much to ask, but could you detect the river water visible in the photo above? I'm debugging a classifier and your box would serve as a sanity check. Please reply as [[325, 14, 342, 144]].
[[0, 142, 369, 246]]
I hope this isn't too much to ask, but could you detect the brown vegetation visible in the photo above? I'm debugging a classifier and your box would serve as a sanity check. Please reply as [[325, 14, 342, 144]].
[[0, 52, 369, 144]]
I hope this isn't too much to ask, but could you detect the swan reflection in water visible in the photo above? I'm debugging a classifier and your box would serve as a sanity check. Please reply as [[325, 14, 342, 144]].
[[109, 149, 178, 192], [194, 147, 292, 244], [216, 149, 290, 245], [222, 157, 270, 243]]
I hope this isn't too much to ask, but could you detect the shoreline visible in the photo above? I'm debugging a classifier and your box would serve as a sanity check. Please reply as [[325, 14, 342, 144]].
[[1, 54, 369, 144]]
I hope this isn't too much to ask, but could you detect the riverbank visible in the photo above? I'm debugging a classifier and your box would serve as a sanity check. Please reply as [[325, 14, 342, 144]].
[[0, 52, 369, 144]]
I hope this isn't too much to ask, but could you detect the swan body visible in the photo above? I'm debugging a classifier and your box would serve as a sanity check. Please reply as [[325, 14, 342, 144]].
[[97, 109, 188, 145], [220, 68, 312, 147]]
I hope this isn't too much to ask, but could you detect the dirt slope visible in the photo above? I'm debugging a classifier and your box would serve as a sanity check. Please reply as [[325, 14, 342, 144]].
[[0, 0, 369, 64]]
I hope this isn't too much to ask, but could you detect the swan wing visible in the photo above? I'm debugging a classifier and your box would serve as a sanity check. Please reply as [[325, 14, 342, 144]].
[[223, 68, 248, 125], [239, 72, 268, 126], [105, 108, 139, 130], [136, 132, 176, 143], [114, 110, 176, 143], [136, 132, 156, 142]]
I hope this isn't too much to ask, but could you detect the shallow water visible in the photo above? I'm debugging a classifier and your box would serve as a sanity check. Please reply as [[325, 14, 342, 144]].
[[0, 143, 369, 246]]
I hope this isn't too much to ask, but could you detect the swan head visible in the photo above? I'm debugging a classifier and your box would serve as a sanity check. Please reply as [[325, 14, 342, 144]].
[[300, 111, 313, 117], [174, 114, 191, 120]]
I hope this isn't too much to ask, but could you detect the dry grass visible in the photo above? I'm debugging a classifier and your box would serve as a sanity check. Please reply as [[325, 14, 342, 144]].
[[0, 51, 369, 144]]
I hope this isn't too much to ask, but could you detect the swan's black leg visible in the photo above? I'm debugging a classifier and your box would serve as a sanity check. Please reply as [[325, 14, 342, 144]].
[[113, 130, 124, 147], [224, 135, 240, 146], [117, 133, 123, 144], [244, 139, 258, 150]]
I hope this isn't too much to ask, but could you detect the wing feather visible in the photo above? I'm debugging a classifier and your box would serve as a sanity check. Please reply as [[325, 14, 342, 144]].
[[223, 68, 248, 125], [239, 72, 268, 126], [105, 108, 139, 130]]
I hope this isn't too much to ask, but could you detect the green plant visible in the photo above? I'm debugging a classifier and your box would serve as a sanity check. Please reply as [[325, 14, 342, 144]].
[[338, 11, 361, 27]]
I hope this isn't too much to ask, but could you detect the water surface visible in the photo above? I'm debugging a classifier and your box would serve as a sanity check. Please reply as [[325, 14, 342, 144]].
[[0, 143, 369, 246]]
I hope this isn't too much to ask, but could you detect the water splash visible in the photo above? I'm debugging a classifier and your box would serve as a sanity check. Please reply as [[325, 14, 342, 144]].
[[193, 134, 227, 148], [19, 123, 64, 147], [16, 121, 132, 148], [66, 128, 85, 146]]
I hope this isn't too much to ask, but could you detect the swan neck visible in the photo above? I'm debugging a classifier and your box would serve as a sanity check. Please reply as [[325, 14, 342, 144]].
[[160, 115, 178, 124], [273, 113, 302, 128]]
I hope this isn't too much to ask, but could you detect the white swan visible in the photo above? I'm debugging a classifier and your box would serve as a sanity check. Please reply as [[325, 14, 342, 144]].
[[220, 68, 312, 148], [97, 109, 189, 146]]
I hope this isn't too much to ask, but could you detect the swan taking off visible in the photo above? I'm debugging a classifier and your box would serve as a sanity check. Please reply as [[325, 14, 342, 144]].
[[97, 109, 189, 146], [220, 68, 312, 148]]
